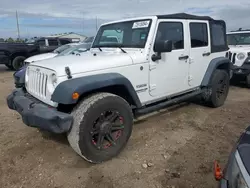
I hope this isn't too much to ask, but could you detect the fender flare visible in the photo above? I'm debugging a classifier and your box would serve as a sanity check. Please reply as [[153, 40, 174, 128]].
[[201, 57, 231, 86], [51, 73, 142, 107]]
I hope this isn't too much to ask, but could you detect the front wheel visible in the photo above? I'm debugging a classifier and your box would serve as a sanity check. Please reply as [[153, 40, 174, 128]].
[[203, 69, 230, 108], [12, 56, 26, 71], [67, 93, 133, 163]]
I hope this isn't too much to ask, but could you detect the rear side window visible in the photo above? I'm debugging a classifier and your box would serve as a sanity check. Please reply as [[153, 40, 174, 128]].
[[190, 23, 208, 48], [210, 21, 228, 53], [211, 24, 226, 46], [59, 39, 71, 45], [155, 22, 184, 50], [37, 40, 45, 46], [48, 39, 59, 46]]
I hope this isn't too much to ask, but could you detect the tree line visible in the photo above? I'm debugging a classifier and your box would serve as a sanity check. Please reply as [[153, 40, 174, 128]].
[[0, 38, 28, 43]]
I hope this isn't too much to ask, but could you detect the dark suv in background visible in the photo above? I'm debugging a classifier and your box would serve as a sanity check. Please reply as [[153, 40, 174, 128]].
[[0, 37, 74, 70]]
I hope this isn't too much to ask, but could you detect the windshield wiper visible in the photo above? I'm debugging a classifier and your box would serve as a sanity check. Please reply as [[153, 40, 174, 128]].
[[117, 47, 126, 53], [98, 47, 102, 51]]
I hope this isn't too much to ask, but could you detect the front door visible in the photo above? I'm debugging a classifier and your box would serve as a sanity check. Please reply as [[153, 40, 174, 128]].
[[187, 21, 211, 87], [149, 20, 190, 97]]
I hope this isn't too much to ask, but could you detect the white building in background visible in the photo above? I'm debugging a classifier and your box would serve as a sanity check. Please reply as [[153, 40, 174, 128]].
[[46, 32, 87, 42]]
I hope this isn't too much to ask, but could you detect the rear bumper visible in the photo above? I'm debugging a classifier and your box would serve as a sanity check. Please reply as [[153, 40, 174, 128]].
[[7, 89, 73, 133]]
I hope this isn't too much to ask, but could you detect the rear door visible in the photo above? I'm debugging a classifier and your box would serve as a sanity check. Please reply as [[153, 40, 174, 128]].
[[187, 21, 212, 87]]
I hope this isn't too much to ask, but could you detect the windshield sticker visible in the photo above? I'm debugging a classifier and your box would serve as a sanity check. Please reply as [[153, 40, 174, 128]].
[[132, 21, 150, 29]]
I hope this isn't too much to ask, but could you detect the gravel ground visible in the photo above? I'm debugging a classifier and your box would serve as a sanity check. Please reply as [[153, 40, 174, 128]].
[[0, 65, 249, 188]]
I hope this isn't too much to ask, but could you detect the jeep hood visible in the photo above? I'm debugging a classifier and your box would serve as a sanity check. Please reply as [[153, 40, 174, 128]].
[[228, 46, 250, 52], [31, 51, 134, 76]]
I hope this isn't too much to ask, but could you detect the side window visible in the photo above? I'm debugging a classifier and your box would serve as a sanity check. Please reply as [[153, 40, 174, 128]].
[[155, 22, 184, 50], [48, 39, 59, 46], [37, 40, 45, 46], [190, 23, 208, 48], [211, 24, 226, 46]]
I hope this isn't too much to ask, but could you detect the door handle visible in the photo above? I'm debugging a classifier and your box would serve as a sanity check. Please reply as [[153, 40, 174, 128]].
[[179, 55, 189, 60], [202, 52, 211, 56]]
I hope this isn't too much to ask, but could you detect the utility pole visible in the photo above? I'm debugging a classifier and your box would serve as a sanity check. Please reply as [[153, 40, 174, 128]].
[[16, 10, 20, 39], [82, 12, 84, 35], [95, 16, 98, 32]]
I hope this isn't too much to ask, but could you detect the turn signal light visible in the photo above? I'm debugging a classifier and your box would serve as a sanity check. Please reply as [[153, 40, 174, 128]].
[[72, 92, 80, 100]]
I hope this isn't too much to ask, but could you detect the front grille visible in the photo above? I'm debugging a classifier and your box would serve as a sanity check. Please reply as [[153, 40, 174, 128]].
[[28, 69, 48, 99], [226, 51, 237, 64]]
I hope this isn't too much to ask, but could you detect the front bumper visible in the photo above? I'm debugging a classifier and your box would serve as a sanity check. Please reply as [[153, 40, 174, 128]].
[[232, 64, 250, 76], [13, 66, 26, 88], [7, 89, 73, 133], [218, 179, 228, 188]]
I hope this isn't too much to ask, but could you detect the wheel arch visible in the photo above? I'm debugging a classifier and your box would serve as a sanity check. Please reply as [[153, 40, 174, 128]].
[[53, 73, 142, 112], [201, 57, 231, 86], [10, 51, 28, 60]]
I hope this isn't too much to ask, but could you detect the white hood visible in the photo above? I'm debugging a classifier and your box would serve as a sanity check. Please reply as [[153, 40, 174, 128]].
[[228, 45, 250, 53], [25, 52, 57, 63], [31, 50, 135, 76]]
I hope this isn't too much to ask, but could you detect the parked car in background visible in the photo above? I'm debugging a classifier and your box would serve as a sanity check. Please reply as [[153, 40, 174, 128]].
[[214, 125, 250, 188], [226, 29, 250, 87], [0, 37, 73, 70], [13, 42, 91, 88], [23, 43, 80, 65]]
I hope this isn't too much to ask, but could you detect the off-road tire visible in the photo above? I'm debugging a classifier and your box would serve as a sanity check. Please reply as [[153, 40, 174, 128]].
[[12, 56, 26, 71], [67, 92, 133, 163], [204, 69, 229, 108], [246, 74, 250, 88]]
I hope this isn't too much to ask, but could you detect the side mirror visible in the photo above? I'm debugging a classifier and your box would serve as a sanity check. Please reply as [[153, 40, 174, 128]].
[[154, 40, 173, 53]]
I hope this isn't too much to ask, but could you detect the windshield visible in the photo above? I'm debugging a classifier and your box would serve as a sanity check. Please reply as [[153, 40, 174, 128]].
[[58, 43, 90, 56], [53, 44, 71, 53], [92, 19, 152, 48], [227, 33, 250, 45]]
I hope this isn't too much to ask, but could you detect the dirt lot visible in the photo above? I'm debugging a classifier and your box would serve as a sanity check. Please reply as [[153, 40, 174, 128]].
[[0, 65, 250, 188]]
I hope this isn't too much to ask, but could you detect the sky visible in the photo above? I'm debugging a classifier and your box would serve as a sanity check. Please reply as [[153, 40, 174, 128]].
[[0, 0, 250, 39]]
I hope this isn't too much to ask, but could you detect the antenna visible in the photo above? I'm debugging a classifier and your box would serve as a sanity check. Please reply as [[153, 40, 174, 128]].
[[16, 10, 20, 39], [95, 16, 98, 32]]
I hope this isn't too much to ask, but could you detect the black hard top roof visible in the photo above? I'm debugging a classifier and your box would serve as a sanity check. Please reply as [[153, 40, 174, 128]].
[[156, 13, 214, 21]]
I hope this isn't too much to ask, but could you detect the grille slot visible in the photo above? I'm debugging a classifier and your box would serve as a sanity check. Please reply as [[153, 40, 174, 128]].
[[28, 69, 48, 99]]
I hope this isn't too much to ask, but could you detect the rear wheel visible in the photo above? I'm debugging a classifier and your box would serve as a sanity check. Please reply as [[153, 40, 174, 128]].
[[12, 56, 26, 71], [67, 93, 133, 163], [203, 69, 229, 108]]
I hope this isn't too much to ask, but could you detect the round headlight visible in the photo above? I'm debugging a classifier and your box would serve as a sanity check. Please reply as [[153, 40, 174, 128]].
[[237, 53, 246, 60]]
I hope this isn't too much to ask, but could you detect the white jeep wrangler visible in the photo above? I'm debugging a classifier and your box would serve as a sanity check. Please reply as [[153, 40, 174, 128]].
[[7, 13, 231, 163], [227, 29, 250, 87]]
